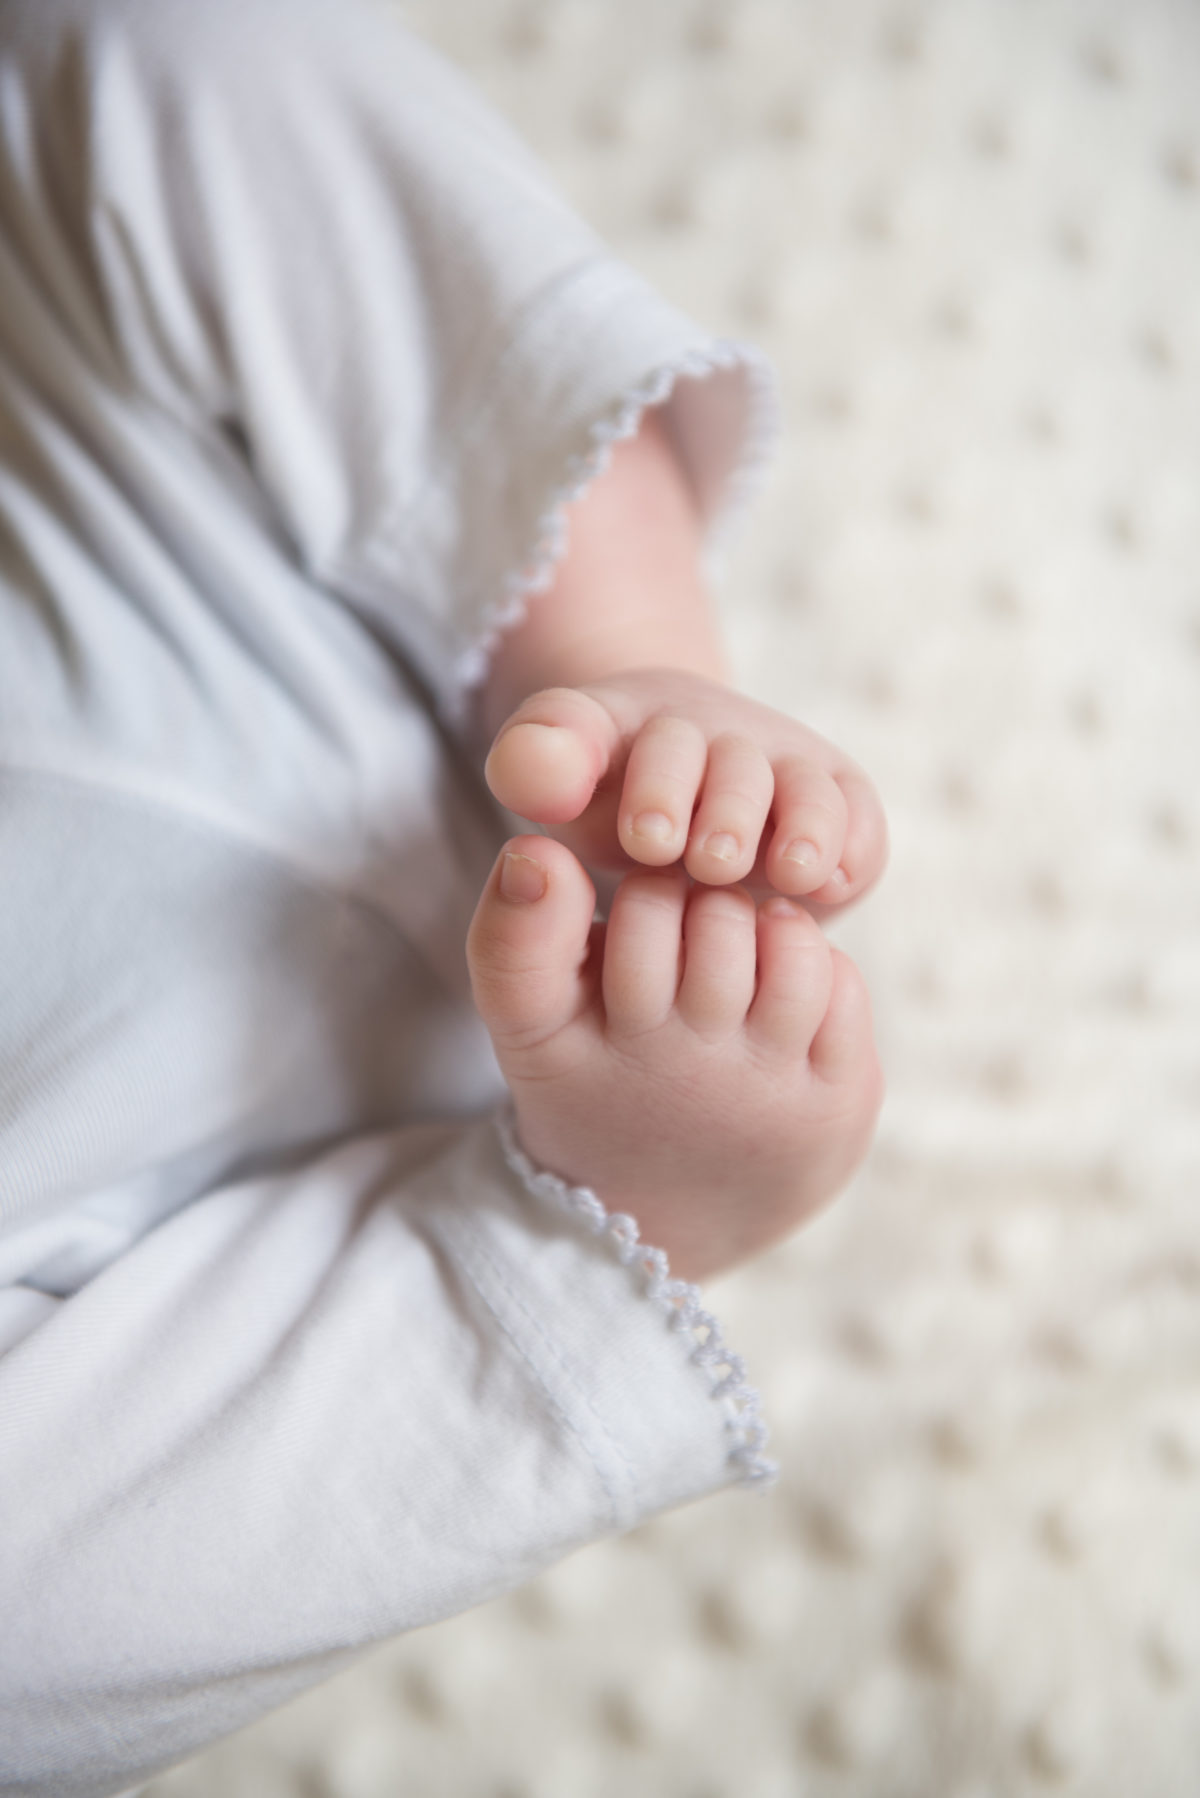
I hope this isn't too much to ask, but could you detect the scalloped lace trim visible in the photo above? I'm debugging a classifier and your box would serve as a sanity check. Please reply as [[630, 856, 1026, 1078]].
[[496, 1108, 777, 1487], [450, 337, 779, 711]]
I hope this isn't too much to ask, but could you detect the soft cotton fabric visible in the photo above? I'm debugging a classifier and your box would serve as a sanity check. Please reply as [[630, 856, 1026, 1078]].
[[0, 0, 776, 1792]]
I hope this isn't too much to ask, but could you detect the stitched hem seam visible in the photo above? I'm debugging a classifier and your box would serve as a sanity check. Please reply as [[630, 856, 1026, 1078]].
[[437, 1208, 637, 1533], [496, 1108, 777, 1487]]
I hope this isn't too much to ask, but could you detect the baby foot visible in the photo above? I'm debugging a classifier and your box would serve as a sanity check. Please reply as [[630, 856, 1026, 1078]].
[[467, 834, 882, 1282], [484, 669, 887, 909]]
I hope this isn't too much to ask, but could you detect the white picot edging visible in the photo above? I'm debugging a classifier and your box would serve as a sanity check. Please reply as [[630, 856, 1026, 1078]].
[[451, 337, 780, 710], [497, 1108, 777, 1487]]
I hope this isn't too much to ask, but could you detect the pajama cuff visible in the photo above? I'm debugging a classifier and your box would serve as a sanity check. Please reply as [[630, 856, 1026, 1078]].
[[425, 1106, 776, 1540], [493, 1107, 776, 1493], [336, 256, 780, 719]]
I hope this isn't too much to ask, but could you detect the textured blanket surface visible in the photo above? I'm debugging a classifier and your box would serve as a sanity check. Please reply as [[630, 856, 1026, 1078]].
[[149, 1, 1200, 1793]]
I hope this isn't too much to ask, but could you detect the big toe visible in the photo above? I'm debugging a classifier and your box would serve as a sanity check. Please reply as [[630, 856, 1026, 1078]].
[[484, 687, 618, 824], [467, 834, 597, 1054]]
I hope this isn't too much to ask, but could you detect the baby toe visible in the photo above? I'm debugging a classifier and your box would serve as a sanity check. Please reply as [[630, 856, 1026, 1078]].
[[766, 760, 849, 896], [809, 948, 884, 1101], [684, 733, 773, 886], [602, 867, 688, 1035], [617, 714, 708, 866], [485, 687, 619, 825], [747, 896, 834, 1053], [467, 835, 597, 1054], [819, 765, 889, 904], [676, 883, 758, 1038]]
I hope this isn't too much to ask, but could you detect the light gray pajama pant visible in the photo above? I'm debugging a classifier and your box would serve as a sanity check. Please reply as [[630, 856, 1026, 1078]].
[[0, 2, 772, 1793]]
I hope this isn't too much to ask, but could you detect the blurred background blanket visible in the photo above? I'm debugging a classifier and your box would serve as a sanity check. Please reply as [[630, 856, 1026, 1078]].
[[148, 0, 1200, 1792]]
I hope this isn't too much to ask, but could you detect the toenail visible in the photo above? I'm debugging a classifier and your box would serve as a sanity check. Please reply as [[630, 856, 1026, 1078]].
[[631, 810, 675, 844], [782, 838, 821, 869], [828, 866, 850, 890], [703, 831, 739, 862], [500, 852, 548, 903], [762, 896, 804, 918]]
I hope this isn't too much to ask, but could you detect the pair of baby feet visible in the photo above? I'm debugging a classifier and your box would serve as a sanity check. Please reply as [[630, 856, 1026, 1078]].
[[467, 669, 886, 1283]]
